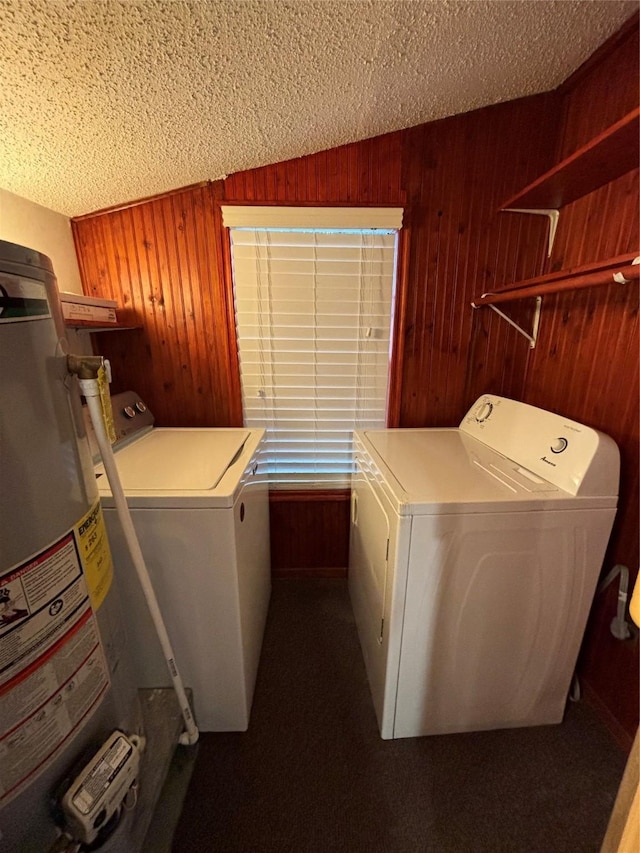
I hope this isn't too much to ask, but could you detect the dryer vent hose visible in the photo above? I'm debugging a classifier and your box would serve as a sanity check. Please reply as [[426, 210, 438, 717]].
[[74, 366, 199, 746], [598, 564, 634, 642]]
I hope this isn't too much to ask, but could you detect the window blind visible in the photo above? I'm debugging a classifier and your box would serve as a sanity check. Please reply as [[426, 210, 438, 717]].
[[227, 213, 400, 489]]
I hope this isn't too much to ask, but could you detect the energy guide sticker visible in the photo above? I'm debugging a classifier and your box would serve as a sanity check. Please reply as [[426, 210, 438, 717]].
[[75, 500, 114, 610]]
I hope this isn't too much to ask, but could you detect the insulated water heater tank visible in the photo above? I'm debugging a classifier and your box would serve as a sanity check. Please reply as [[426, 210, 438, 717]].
[[0, 241, 140, 851]]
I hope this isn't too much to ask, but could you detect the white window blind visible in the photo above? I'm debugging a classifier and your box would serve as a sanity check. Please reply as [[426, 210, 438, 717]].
[[225, 207, 401, 489]]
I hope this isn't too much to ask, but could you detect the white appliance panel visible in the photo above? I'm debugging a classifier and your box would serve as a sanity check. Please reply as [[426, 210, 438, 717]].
[[102, 506, 248, 731], [348, 461, 409, 738], [393, 509, 615, 738], [102, 458, 270, 732], [233, 472, 272, 715]]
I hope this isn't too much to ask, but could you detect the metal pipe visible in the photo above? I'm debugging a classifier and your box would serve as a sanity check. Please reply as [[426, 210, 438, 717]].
[[66, 354, 105, 380]]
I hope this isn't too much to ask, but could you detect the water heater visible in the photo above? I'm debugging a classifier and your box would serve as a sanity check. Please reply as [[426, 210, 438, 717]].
[[0, 241, 141, 851]]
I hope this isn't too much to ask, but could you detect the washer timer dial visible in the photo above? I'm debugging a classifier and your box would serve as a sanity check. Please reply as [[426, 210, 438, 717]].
[[474, 400, 494, 423], [551, 437, 568, 454]]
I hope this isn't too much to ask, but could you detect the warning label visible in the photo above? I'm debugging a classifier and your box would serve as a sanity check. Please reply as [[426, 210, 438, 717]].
[[0, 513, 111, 806]]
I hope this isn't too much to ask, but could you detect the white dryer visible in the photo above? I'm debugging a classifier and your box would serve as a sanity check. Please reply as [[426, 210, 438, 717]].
[[92, 392, 271, 732], [348, 394, 619, 739]]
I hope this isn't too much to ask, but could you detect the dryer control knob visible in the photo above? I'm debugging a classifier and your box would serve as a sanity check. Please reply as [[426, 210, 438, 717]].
[[123, 405, 136, 419], [551, 437, 568, 454], [135, 401, 147, 413]]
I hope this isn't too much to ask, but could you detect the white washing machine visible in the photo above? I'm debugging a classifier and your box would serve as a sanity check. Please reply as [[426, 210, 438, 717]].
[[91, 392, 271, 732], [349, 394, 619, 740]]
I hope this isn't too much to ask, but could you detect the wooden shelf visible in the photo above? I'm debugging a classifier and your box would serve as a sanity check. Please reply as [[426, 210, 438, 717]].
[[64, 311, 142, 332], [500, 106, 640, 210], [65, 307, 140, 332], [65, 320, 141, 331]]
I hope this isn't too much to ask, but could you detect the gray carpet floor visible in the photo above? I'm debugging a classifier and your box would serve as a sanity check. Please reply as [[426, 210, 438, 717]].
[[172, 579, 628, 852]]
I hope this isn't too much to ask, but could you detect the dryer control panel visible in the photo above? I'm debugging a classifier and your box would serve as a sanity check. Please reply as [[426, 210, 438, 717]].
[[461, 395, 619, 498]]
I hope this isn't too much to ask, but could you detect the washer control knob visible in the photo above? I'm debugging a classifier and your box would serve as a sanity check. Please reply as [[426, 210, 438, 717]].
[[135, 400, 147, 413], [551, 437, 568, 454], [475, 401, 493, 423], [123, 405, 136, 419]]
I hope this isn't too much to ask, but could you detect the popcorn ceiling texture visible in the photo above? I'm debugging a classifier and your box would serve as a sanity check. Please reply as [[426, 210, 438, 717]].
[[0, 0, 635, 217]]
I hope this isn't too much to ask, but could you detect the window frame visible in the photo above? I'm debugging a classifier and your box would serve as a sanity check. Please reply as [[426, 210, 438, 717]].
[[220, 204, 408, 438]]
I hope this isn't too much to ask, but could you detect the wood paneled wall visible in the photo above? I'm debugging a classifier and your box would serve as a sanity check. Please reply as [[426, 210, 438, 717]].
[[73, 182, 242, 427], [399, 96, 555, 426], [269, 491, 351, 578], [72, 16, 639, 740], [223, 132, 405, 205]]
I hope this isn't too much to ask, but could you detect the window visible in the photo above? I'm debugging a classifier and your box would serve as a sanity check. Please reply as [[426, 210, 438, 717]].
[[223, 206, 403, 488]]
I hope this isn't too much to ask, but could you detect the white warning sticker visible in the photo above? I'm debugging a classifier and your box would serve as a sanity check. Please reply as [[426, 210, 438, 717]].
[[0, 524, 110, 806]]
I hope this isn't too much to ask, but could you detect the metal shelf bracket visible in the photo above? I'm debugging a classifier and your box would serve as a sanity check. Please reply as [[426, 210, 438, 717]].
[[473, 296, 542, 349], [502, 208, 560, 257]]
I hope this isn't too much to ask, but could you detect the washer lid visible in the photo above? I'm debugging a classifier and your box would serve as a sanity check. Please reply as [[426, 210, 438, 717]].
[[96, 429, 251, 491]]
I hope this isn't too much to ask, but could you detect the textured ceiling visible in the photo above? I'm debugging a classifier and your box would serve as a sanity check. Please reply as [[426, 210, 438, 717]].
[[0, 0, 636, 217]]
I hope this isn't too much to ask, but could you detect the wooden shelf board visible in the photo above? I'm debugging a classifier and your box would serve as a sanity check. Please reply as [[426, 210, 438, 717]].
[[500, 107, 640, 210], [65, 320, 140, 331]]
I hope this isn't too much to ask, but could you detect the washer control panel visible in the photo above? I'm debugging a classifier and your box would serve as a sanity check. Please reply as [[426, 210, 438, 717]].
[[465, 396, 501, 429], [82, 390, 155, 461], [461, 394, 618, 496], [111, 391, 155, 441]]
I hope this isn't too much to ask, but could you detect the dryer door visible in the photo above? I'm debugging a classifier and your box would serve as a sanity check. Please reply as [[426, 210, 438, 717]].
[[348, 463, 391, 730], [393, 508, 613, 738]]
